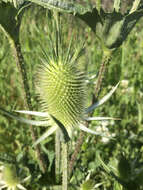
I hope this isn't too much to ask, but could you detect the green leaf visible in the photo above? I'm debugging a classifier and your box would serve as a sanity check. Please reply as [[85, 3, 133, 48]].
[[0, 153, 16, 164], [50, 115, 70, 142], [97, 152, 111, 173], [84, 116, 121, 121], [79, 124, 114, 139], [25, 0, 143, 49], [97, 9, 143, 49], [118, 155, 131, 182], [33, 125, 58, 147], [130, 0, 141, 14], [28, 0, 92, 14], [0, 2, 19, 41], [76, 7, 101, 32], [0, 0, 26, 8], [96, 0, 101, 13], [114, 0, 121, 12], [27, 0, 101, 31], [15, 110, 49, 117], [0, 1, 28, 41], [41, 147, 55, 172]]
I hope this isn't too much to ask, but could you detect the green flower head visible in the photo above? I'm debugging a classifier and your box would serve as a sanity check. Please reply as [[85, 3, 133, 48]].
[[36, 45, 86, 137], [0, 164, 30, 190]]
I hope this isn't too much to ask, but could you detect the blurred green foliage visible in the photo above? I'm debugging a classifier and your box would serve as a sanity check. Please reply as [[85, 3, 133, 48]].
[[0, 1, 143, 190]]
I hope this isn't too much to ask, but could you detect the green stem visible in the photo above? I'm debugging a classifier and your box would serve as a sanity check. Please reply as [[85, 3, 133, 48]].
[[4, 31, 46, 173], [69, 50, 113, 177], [121, 43, 125, 69], [94, 50, 112, 99], [11, 39, 32, 109], [12, 38, 46, 173], [55, 129, 61, 183], [62, 142, 68, 190], [69, 131, 84, 177]]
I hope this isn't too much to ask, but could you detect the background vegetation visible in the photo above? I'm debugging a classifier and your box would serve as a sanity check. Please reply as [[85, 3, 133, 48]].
[[0, 1, 143, 189]]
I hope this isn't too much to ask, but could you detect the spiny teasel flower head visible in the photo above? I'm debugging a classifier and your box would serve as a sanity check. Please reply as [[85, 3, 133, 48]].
[[36, 48, 86, 137], [1, 164, 19, 188], [0, 164, 30, 190]]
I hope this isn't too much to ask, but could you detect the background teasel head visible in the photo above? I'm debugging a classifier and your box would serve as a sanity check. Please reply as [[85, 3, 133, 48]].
[[0, 163, 30, 190], [35, 20, 87, 138]]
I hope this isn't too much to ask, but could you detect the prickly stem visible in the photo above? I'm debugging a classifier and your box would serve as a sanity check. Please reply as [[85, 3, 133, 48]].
[[8, 35, 46, 173], [55, 129, 61, 183], [69, 50, 113, 177], [62, 142, 68, 190], [94, 51, 112, 100], [69, 131, 84, 177]]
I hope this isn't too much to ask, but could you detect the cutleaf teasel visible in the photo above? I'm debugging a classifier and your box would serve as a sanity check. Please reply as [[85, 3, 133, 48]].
[[0, 17, 120, 145]]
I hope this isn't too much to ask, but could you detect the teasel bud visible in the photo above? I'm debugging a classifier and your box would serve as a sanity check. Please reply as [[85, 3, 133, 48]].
[[0, 164, 30, 190], [1, 164, 19, 188], [36, 48, 86, 137]]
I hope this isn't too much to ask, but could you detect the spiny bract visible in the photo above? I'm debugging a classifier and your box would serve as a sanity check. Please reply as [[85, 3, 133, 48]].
[[36, 58, 86, 136]]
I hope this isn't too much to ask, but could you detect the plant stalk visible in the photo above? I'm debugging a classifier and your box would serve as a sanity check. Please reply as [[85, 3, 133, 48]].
[[61, 142, 68, 190], [69, 131, 84, 177], [7, 34, 46, 173], [69, 50, 113, 177], [55, 129, 61, 183], [94, 50, 112, 99]]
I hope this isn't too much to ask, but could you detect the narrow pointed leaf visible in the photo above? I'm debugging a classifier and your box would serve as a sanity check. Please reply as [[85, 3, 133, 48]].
[[0, 184, 7, 189], [22, 176, 31, 183], [86, 82, 120, 113], [79, 124, 114, 139], [15, 110, 49, 117], [130, 0, 141, 14], [97, 152, 126, 186], [96, 0, 101, 12], [85, 80, 96, 85], [94, 182, 104, 188], [17, 184, 27, 190], [97, 152, 111, 173], [33, 125, 58, 147], [114, 0, 121, 12], [84, 116, 121, 121], [88, 74, 97, 80], [50, 115, 70, 142], [0, 107, 48, 126]]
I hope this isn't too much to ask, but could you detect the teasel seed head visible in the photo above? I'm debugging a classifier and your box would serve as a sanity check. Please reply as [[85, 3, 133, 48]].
[[36, 55, 86, 137]]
